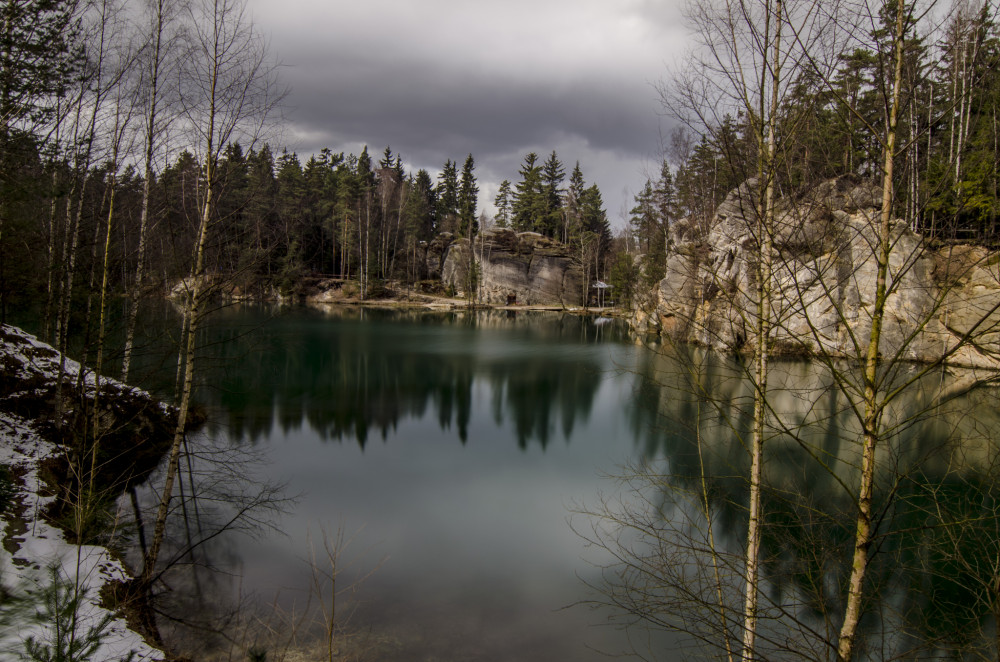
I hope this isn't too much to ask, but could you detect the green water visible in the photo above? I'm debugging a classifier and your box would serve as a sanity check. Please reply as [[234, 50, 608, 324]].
[[130, 305, 671, 660], [18, 303, 1000, 660]]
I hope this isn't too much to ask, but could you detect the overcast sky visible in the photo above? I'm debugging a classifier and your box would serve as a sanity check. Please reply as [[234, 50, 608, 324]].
[[247, 0, 690, 227]]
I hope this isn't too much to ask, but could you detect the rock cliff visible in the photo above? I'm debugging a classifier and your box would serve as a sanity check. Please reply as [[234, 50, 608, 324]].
[[442, 229, 585, 306], [643, 176, 1000, 368]]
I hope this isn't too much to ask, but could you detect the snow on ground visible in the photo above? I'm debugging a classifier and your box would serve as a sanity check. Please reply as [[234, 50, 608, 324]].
[[0, 325, 165, 661]]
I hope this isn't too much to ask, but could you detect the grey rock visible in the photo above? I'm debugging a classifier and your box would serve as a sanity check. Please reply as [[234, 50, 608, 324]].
[[645, 177, 1000, 368], [423, 232, 456, 280], [441, 230, 585, 306]]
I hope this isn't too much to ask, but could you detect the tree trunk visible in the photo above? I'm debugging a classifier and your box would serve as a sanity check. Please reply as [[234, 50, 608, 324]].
[[741, 2, 780, 657], [123, 0, 167, 383], [142, 9, 220, 582], [836, 1, 905, 658], [142, 165, 212, 587]]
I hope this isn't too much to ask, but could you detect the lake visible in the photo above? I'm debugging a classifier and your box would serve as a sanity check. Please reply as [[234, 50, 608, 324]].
[[29, 303, 1000, 661], [126, 305, 686, 661]]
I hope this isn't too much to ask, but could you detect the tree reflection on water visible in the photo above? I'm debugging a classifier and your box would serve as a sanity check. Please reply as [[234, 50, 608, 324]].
[[31, 302, 1000, 660], [195, 306, 616, 449], [127, 304, 643, 660], [594, 343, 1000, 661]]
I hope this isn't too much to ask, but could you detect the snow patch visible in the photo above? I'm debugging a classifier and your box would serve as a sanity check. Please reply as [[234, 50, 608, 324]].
[[0, 325, 165, 661]]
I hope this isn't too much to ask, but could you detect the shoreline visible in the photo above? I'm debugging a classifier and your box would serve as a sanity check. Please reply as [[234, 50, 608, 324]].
[[0, 324, 173, 660], [305, 298, 623, 316]]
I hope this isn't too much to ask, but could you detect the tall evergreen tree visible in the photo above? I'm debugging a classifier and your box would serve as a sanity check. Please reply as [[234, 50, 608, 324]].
[[562, 162, 586, 244], [580, 184, 610, 246], [458, 153, 478, 237], [494, 179, 512, 228], [0, 0, 80, 145], [512, 152, 544, 233], [275, 149, 307, 285], [540, 150, 565, 237], [436, 158, 458, 233], [245, 144, 278, 256], [215, 142, 250, 272], [654, 160, 677, 228], [629, 180, 657, 253], [0, 0, 81, 320], [379, 145, 395, 170]]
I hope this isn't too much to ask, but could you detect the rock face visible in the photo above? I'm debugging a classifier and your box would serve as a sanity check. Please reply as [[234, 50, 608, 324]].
[[422, 232, 456, 280], [442, 229, 585, 306], [647, 175, 1000, 368]]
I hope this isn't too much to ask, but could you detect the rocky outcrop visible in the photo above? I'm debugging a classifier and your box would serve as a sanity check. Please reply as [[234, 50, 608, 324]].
[[422, 232, 456, 280], [646, 176, 1000, 368], [0, 324, 174, 660], [442, 229, 586, 306]]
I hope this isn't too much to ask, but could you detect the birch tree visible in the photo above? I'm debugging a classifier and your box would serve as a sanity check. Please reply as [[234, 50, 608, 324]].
[[51, 0, 133, 429], [121, 0, 184, 383], [140, 0, 280, 589], [659, 0, 837, 654]]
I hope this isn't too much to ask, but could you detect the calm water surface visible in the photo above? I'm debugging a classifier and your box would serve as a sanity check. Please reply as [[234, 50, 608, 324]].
[[28, 301, 996, 660], [157, 306, 673, 660]]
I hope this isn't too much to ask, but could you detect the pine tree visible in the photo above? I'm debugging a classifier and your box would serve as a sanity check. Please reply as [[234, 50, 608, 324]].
[[494, 179, 512, 228], [458, 153, 478, 237], [436, 159, 458, 233], [356, 146, 375, 296], [0, 0, 80, 143], [629, 180, 657, 253], [512, 152, 544, 233], [0, 0, 81, 321], [540, 150, 565, 237]]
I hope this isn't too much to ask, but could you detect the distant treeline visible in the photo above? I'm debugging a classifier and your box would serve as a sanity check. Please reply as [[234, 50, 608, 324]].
[[2, 133, 616, 312]]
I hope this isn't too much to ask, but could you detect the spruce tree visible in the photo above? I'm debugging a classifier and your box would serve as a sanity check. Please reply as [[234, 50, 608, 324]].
[[512, 152, 544, 233], [540, 151, 565, 237], [654, 160, 677, 227], [494, 179, 512, 228], [563, 162, 586, 244], [580, 184, 610, 245], [379, 145, 394, 169], [276, 149, 307, 283], [411, 169, 436, 237], [436, 159, 458, 233], [458, 153, 478, 236]]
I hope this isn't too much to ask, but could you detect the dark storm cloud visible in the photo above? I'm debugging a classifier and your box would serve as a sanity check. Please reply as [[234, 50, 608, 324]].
[[286, 58, 652, 154], [250, 0, 687, 221]]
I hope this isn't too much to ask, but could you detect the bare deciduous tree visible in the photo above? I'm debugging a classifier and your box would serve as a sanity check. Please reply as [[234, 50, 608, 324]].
[[141, 0, 281, 590], [121, 0, 185, 383]]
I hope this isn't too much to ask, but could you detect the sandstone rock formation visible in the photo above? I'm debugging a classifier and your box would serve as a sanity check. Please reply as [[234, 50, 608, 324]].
[[442, 229, 585, 306], [423, 232, 456, 280], [644, 176, 1000, 368]]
